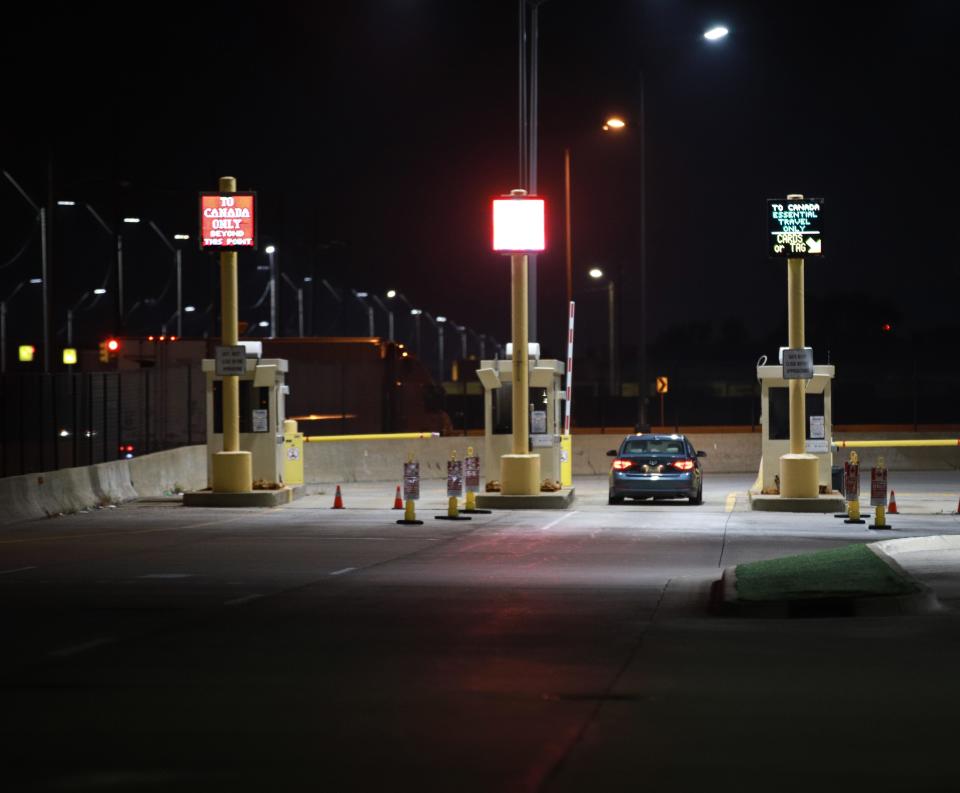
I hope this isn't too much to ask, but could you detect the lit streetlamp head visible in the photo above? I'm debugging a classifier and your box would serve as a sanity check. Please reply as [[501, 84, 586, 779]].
[[258, 320, 269, 327], [93, 288, 107, 295], [603, 117, 626, 132], [174, 234, 190, 241], [185, 305, 196, 313], [436, 316, 447, 323], [123, 217, 141, 224], [57, 200, 76, 207], [410, 308, 422, 316], [386, 290, 397, 299], [704, 25, 729, 41], [589, 267, 604, 279], [265, 245, 276, 254]]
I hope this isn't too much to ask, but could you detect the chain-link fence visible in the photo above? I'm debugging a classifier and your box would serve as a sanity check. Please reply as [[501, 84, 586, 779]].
[[0, 367, 203, 478]]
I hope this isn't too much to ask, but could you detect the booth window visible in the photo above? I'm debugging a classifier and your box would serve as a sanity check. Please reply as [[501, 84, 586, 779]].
[[213, 382, 270, 433], [768, 388, 825, 440]]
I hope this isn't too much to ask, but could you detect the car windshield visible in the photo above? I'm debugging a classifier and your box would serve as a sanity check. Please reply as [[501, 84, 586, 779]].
[[622, 438, 685, 455]]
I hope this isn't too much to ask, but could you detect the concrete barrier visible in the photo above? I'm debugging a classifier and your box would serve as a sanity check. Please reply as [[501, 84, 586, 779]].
[[0, 446, 207, 526], [302, 431, 764, 484]]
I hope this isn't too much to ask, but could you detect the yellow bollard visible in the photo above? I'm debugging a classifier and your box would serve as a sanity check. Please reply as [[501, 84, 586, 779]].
[[436, 450, 471, 521], [396, 452, 423, 525], [869, 456, 892, 530], [462, 445, 491, 514], [843, 451, 865, 525]]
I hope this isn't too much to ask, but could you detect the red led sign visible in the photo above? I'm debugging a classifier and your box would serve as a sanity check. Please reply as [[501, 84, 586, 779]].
[[492, 195, 546, 253], [200, 192, 257, 249]]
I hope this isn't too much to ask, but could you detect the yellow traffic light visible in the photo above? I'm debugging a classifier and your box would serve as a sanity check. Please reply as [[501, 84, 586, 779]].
[[18, 345, 36, 362], [63, 348, 78, 365]]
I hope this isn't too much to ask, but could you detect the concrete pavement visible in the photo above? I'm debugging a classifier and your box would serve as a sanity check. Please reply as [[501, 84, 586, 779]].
[[2, 473, 960, 791]]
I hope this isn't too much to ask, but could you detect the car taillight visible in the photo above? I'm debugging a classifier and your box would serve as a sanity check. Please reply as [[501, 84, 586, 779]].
[[612, 459, 633, 471], [671, 459, 695, 471]]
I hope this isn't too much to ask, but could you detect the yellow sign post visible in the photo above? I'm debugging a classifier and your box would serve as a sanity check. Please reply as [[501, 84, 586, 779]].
[[777, 194, 819, 498], [210, 176, 253, 493]]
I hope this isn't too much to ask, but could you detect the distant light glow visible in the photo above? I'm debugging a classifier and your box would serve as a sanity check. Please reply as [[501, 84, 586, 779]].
[[57, 200, 76, 207], [265, 245, 276, 254], [60, 429, 70, 438], [410, 309, 422, 316], [93, 288, 107, 295], [401, 351, 409, 358], [386, 290, 397, 299], [704, 25, 729, 40], [123, 217, 141, 224], [185, 305, 196, 312], [492, 196, 546, 252], [303, 277, 313, 283], [589, 267, 604, 279], [174, 234, 190, 240], [356, 291, 369, 298], [106, 338, 120, 352], [436, 316, 447, 323], [258, 321, 269, 327], [604, 117, 626, 131], [29, 278, 42, 284]]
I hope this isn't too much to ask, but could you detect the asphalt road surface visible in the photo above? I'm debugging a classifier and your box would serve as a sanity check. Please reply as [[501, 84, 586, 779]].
[[3, 473, 960, 792]]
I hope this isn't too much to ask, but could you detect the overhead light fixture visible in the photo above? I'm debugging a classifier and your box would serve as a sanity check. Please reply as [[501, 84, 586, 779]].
[[57, 200, 76, 207], [356, 291, 369, 298], [174, 234, 190, 240], [185, 305, 196, 313], [410, 308, 422, 316], [93, 288, 107, 295], [29, 278, 42, 284], [265, 245, 276, 254], [386, 290, 397, 298], [303, 277, 313, 283], [704, 25, 729, 40], [589, 267, 604, 279], [436, 316, 447, 323], [258, 320, 269, 327], [123, 217, 141, 224]]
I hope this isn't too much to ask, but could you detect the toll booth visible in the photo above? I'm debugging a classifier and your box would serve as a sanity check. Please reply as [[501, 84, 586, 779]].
[[476, 354, 567, 484], [756, 363, 836, 492], [201, 355, 291, 486]]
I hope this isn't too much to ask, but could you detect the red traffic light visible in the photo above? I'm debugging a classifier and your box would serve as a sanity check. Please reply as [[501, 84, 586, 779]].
[[881, 323, 892, 332], [106, 338, 120, 352]]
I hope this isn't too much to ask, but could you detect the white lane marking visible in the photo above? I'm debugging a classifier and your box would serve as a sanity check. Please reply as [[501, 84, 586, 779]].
[[0, 566, 37, 575], [49, 637, 116, 657], [725, 493, 737, 513], [329, 567, 356, 576], [225, 594, 263, 607], [540, 512, 578, 531], [138, 573, 193, 579]]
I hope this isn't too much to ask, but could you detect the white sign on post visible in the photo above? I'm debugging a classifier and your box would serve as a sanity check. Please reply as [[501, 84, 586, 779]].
[[403, 461, 420, 501], [215, 345, 247, 376], [782, 347, 814, 380], [251, 409, 268, 433], [809, 415, 825, 439]]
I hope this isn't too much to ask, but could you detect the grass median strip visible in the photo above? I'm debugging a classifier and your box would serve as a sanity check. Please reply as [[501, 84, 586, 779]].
[[735, 543, 920, 602]]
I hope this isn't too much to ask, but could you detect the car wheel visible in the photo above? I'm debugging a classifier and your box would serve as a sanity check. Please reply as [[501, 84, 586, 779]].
[[689, 483, 703, 505], [608, 493, 624, 505]]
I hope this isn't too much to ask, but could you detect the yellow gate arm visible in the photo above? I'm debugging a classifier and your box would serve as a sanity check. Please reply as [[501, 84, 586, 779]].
[[832, 439, 960, 448], [305, 432, 440, 442]]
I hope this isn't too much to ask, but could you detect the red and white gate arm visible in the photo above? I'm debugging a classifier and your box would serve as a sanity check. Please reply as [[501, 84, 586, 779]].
[[564, 301, 575, 436]]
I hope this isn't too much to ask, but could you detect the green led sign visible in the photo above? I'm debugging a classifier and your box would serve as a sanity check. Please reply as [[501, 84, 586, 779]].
[[768, 198, 824, 257]]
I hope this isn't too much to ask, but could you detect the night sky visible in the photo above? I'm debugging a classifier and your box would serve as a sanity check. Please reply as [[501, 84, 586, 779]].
[[2, 1, 958, 367]]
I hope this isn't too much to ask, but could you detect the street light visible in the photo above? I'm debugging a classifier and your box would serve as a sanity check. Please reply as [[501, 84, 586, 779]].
[[0, 279, 42, 373], [421, 311, 446, 382], [369, 294, 395, 342], [387, 290, 420, 353], [703, 25, 729, 41], [147, 221, 184, 338], [350, 289, 375, 337], [264, 246, 277, 337], [281, 273, 305, 337], [589, 267, 617, 397]]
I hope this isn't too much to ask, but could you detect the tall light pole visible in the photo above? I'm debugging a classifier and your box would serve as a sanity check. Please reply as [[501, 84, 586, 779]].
[[0, 279, 42, 374], [370, 294, 395, 342], [265, 245, 277, 337], [589, 267, 617, 397], [3, 171, 50, 371], [351, 290, 376, 337], [147, 221, 183, 337], [421, 312, 445, 382], [282, 273, 305, 337]]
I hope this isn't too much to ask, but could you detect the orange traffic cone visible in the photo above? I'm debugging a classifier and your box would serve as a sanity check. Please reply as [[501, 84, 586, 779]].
[[888, 490, 899, 514], [332, 485, 344, 509], [393, 485, 403, 510]]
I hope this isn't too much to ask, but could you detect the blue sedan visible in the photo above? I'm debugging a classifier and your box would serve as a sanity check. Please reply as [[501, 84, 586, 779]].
[[607, 433, 706, 505]]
